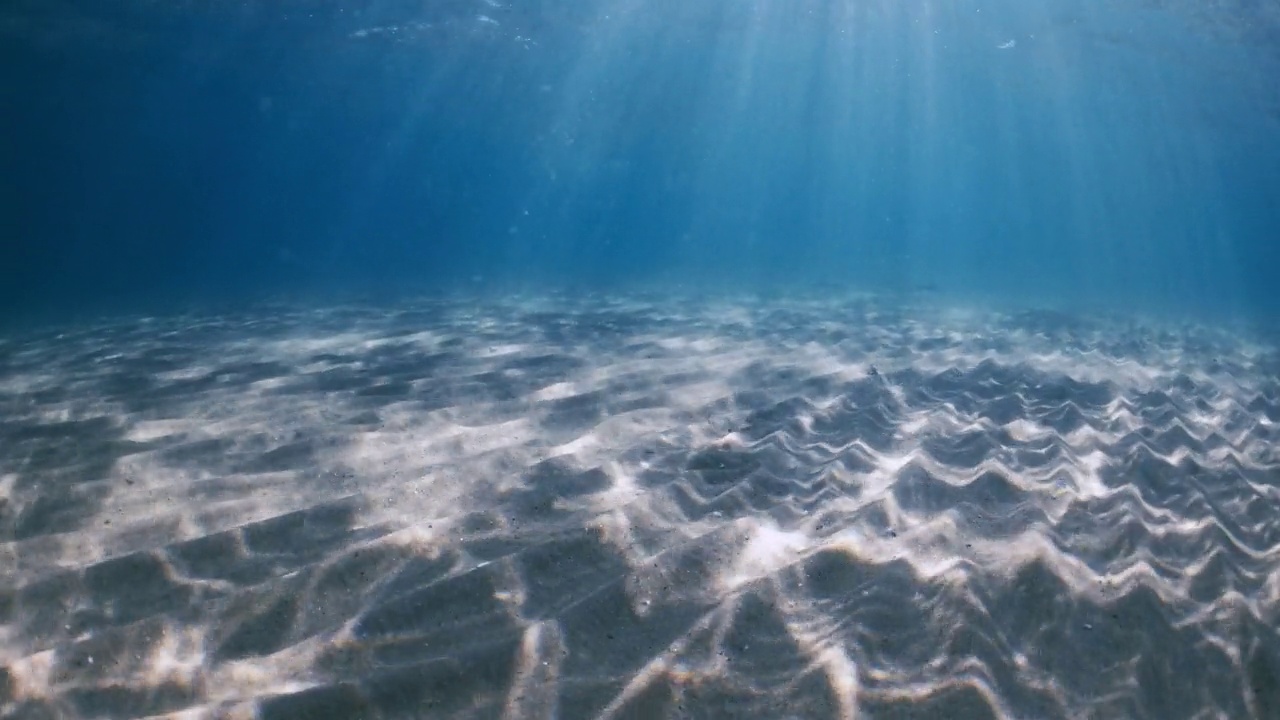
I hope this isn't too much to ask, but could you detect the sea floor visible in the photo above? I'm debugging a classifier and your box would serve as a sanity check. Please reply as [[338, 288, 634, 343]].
[[2, 293, 1279, 719]]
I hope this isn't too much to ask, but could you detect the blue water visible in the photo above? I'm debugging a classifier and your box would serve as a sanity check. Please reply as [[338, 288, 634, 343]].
[[4, 3, 1280, 719], [3, 0, 1278, 323]]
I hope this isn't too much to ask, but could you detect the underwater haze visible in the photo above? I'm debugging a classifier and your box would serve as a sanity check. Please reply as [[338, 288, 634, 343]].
[[2, 0, 1279, 318], [3, 1, 1280, 719]]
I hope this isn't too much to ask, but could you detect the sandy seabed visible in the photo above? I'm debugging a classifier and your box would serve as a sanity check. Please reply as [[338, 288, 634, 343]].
[[2, 294, 1279, 719]]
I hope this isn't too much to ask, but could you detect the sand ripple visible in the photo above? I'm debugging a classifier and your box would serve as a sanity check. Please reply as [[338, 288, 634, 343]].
[[1, 295, 1278, 719]]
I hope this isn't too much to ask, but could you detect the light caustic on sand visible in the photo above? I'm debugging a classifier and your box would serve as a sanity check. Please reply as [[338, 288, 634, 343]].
[[1, 295, 1279, 719]]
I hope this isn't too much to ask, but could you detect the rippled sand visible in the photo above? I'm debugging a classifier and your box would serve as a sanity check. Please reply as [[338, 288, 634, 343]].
[[1, 295, 1279, 719]]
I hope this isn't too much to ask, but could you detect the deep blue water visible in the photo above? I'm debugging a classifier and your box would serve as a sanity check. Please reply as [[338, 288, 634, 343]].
[[6, 4, 1280, 717], [2, 0, 1279, 324]]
